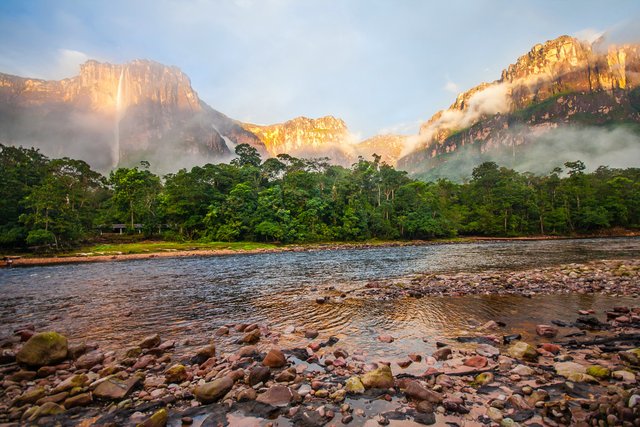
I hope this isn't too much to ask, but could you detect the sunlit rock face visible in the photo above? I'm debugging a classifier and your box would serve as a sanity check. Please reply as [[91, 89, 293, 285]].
[[0, 60, 264, 172], [400, 35, 640, 172], [243, 116, 351, 156]]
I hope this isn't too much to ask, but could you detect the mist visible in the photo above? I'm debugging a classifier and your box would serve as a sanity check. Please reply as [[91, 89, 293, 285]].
[[414, 124, 640, 182]]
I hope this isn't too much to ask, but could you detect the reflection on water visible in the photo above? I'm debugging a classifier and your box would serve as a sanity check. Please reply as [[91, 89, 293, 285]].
[[0, 237, 638, 360]]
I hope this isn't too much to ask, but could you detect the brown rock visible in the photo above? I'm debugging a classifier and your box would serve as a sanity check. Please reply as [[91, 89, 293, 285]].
[[241, 330, 261, 344], [378, 335, 394, 343], [263, 348, 287, 368], [63, 392, 92, 409], [75, 350, 105, 370], [535, 325, 558, 338], [164, 364, 188, 384], [432, 347, 452, 361], [194, 376, 234, 403], [404, 380, 443, 403], [237, 388, 257, 402], [139, 334, 161, 349], [464, 356, 488, 368], [16, 332, 68, 367], [93, 376, 141, 400], [248, 366, 271, 386], [256, 385, 294, 407]]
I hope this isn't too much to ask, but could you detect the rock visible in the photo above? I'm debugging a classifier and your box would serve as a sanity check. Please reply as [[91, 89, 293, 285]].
[[63, 392, 92, 409], [94, 376, 141, 400], [132, 354, 156, 370], [125, 346, 142, 358], [53, 373, 89, 393], [237, 345, 259, 357], [361, 365, 394, 389], [13, 386, 45, 406], [480, 320, 500, 331], [136, 408, 168, 427], [476, 344, 500, 357], [539, 343, 561, 354], [139, 334, 161, 349], [378, 335, 394, 343], [8, 369, 37, 381], [316, 297, 327, 304], [194, 376, 234, 403], [28, 401, 65, 420], [334, 348, 349, 359], [554, 361, 586, 378], [535, 325, 558, 338], [566, 373, 598, 383], [237, 388, 257, 402], [275, 368, 296, 383], [304, 329, 319, 339], [345, 376, 365, 394], [75, 350, 104, 370], [510, 365, 534, 376], [474, 372, 494, 385], [586, 365, 611, 379], [36, 391, 69, 405], [404, 380, 443, 403], [330, 389, 346, 402], [164, 364, 187, 383], [214, 326, 229, 336], [508, 342, 537, 362], [487, 406, 503, 422], [507, 394, 531, 410], [248, 366, 271, 386], [263, 348, 287, 368], [256, 385, 294, 407], [191, 344, 216, 364], [16, 331, 68, 367], [432, 347, 452, 361], [464, 355, 488, 368], [241, 330, 261, 344], [613, 370, 636, 382], [408, 353, 422, 362]]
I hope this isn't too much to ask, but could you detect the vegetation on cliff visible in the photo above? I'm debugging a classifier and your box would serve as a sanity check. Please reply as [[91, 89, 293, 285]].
[[1, 143, 639, 251]]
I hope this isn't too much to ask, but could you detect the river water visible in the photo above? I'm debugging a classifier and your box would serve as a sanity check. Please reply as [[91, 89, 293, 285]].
[[1, 237, 639, 365]]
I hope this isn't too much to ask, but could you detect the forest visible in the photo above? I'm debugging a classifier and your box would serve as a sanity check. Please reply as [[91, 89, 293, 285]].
[[1, 143, 639, 251]]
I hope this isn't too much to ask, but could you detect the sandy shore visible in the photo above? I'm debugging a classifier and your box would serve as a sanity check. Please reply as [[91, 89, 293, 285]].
[[4, 232, 639, 268]]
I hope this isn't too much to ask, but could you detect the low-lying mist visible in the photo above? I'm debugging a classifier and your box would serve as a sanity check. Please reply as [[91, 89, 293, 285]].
[[415, 124, 640, 182]]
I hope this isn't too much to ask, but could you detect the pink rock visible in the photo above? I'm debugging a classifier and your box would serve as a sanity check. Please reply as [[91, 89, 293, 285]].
[[535, 325, 558, 338], [463, 356, 488, 368], [378, 335, 394, 343]]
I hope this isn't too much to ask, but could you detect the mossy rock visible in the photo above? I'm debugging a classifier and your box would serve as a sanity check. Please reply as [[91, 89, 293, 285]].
[[361, 365, 394, 389], [17, 332, 68, 367], [507, 342, 538, 362], [345, 376, 365, 394], [136, 408, 168, 427], [473, 372, 494, 386], [165, 364, 187, 384], [586, 365, 611, 379]]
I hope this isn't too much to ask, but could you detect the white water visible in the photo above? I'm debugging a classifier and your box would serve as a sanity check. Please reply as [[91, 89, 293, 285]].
[[113, 69, 125, 168], [212, 124, 236, 152]]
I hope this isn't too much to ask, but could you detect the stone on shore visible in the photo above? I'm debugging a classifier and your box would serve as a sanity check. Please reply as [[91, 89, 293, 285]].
[[164, 364, 188, 383], [345, 376, 365, 394], [535, 325, 558, 338], [16, 332, 68, 367], [93, 376, 141, 400], [194, 376, 234, 403], [508, 342, 537, 362], [361, 365, 394, 389], [256, 385, 295, 406], [139, 334, 161, 349], [403, 380, 443, 403], [63, 392, 92, 409], [136, 408, 168, 427], [432, 347, 452, 361], [263, 348, 287, 368]]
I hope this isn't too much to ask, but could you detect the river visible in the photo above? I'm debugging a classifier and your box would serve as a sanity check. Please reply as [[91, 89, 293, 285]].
[[1, 237, 639, 367]]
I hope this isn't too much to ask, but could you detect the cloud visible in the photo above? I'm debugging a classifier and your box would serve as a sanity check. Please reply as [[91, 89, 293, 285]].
[[444, 79, 459, 94], [51, 49, 90, 79], [574, 28, 604, 44]]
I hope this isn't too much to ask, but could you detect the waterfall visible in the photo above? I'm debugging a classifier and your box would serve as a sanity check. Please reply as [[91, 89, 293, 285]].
[[113, 69, 125, 168]]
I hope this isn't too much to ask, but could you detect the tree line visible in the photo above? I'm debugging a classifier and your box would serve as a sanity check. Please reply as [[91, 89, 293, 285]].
[[1, 143, 639, 251]]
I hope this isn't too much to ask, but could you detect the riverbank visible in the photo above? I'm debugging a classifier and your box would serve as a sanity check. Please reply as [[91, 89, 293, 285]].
[[3, 231, 639, 268], [0, 259, 639, 425]]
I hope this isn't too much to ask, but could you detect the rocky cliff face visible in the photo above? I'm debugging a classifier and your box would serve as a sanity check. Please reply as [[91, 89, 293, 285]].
[[400, 36, 640, 174], [0, 60, 264, 172], [242, 116, 351, 156]]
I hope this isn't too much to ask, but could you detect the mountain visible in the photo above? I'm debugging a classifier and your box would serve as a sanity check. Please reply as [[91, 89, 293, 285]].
[[399, 35, 640, 179], [0, 59, 264, 172]]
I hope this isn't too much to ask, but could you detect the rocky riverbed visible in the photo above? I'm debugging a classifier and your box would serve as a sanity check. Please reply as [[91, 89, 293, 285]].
[[1, 259, 639, 426]]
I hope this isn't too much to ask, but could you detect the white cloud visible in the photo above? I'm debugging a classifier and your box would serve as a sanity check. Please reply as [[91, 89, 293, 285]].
[[574, 28, 604, 44], [444, 79, 459, 94], [52, 49, 90, 79]]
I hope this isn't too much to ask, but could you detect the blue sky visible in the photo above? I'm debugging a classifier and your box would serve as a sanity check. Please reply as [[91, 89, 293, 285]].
[[1, 0, 639, 138]]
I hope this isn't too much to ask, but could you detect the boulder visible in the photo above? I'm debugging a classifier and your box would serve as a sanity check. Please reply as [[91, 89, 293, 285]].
[[535, 325, 558, 338], [13, 387, 45, 406], [139, 334, 161, 349], [432, 347, 452, 361], [554, 361, 586, 378], [248, 366, 271, 386], [16, 332, 68, 367], [361, 365, 394, 389], [464, 356, 488, 368], [63, 392, 92, 409], [53, 374, 89, 393], [75, 350, 104, 370], [194, 376, 234, 403], [586, 365, 611, 380]]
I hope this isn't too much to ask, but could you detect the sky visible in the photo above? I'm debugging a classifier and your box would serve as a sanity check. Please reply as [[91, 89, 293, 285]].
[[1, 0, 639, 139]]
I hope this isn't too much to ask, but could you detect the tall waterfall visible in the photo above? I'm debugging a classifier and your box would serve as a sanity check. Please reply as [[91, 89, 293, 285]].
[[113, 68, 125, 168]]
